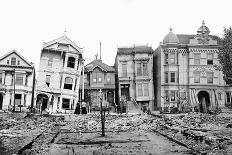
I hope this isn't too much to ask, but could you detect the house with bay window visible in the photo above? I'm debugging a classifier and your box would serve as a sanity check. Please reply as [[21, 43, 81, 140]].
[[36, 35, 83, 113], [154, 21, 232, 112], [79, 58, 115, 110], [115, 45, 154, 111], [0, 50, 34, 111]]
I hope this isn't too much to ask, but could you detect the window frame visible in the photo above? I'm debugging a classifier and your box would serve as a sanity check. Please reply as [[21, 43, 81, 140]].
[[207, 72, 213, 84], [11, 57, 16, 65], [45, 75, 51, 87], [64, 77, 73, 90], [207, 53, 213, 65], [122, 63, 127, 77], [194, 53, 201, 65], [15, 74, 24, 85], [170, 72, 175, 83], [169, 53, 175, 64], [194, 72, 200, 83], [164, 53, 169, 64], [164, 72, 168, 83], [67, 57, 75, 68]]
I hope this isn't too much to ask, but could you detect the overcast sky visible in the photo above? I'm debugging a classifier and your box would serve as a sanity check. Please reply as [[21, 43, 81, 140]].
[[0, 0, 231, 70]]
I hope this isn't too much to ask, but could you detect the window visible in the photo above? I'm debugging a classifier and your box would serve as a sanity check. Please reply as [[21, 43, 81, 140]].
[[137, 62, 148, 76], [165, 72, 168, 83], [98, 73, 102, 83], [67, 57, 75, 68], [170, 91, 176, 101], [143, 83, 149, 96], [194, 72, 200, 83], [64, 77, 73, 90], [15, 74, 24, 85], [170, 72, 175, 83], [194, 53, 201, 65], [165, 53, 168, 64], [165, 90, 169, 102], [122, 63, 127, 77], [15, 94, 22, 105], [137, 63, 142, 76], [11, 57, 16, 65], [62, 98, 70, 109], [207, 53, 213, 65], [138, 84, 143, 97], [218, 93, 222, 100], [93, 73, 97, 83], [107, 77, 111, 83], [226, 92, 230, 103], [207, 72, 213, 83], [45, 75, 51, 87], [7, 60, 9, 64], [170, 53, 175, 64], [143, 63, 148, 76], [17, 60, 20, 65], [138, 83, 149, 97], [47, 57, 53, 67]]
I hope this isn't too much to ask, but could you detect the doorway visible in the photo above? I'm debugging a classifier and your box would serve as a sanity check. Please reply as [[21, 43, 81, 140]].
[[0, 94, 3, 110], [36, 94, 49, 111], [198, 91, 210, 113], [107, 91, 114, 106], [121, 84, 130, 101]]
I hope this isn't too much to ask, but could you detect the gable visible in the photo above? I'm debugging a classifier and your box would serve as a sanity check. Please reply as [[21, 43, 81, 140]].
[[0, 50, 32, 68], [43, 35, 82, 54]]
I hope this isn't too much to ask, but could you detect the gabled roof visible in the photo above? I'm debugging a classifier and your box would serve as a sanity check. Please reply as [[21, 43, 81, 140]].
[[0, 49, 33, 67], [85, 59, 115, 72], [42, 35, 83, 53]]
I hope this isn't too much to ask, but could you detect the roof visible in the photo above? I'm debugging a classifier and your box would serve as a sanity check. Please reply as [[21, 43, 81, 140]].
[[85, 59, 115, 72], [175, 34, 221, 45], [163, 30, 179, 44], [117, 45, 154, 55], [42, 35, 83, 53], [0, 49, 33, 68]]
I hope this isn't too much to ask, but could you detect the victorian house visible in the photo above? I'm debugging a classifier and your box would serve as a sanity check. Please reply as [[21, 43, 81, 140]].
[[79, 58, 115, 110], [0, 50, 34, 111], [154, 21, 231, 112], [115, 45, 154, 111], [36, 35, 83, 113]]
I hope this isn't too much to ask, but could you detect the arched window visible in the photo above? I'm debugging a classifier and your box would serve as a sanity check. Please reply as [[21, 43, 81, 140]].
[[64, 77, 73, 90], [67, 57, 75, 68]]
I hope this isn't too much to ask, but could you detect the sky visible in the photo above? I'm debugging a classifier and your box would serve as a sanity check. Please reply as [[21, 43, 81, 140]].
[[0, 0, 232, 70]]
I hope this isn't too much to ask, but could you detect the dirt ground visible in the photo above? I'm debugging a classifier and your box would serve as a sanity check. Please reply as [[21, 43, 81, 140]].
[[1, 111, 232, 155]]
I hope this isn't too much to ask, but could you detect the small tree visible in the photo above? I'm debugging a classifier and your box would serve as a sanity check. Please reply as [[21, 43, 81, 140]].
[[218, 27, 232, 85]]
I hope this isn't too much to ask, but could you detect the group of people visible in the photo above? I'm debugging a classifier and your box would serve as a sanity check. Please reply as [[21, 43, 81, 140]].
[[74, 101, 88, 114]]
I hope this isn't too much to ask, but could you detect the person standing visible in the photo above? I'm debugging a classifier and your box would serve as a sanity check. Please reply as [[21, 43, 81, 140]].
[[74, 102, 80, 114], [81, 101, 87, 114]]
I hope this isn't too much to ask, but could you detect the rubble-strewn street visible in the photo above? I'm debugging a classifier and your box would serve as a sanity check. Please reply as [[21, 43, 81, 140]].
[[1, 111, 232, 155]]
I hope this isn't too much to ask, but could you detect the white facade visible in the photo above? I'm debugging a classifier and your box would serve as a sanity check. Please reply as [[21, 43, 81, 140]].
[[36, 35, 83, 113], [0, 50, 34, 111], [154, 22, 232, 112]]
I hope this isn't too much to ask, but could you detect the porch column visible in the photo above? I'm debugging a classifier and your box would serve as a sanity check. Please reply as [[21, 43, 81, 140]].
[[21, 93, 25, 106], [60, 95, 63, 109], [64, 54, 68, 68]]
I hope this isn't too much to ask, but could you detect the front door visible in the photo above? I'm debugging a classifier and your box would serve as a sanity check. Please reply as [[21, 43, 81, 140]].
[[121, 84, 130, 101], [0, 94, 3, 110], [107, 91, 114, 106]]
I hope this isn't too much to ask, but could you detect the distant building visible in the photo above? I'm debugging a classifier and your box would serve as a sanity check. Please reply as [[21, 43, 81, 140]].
[[80, 58, 115, 110], [154, 21, 232, 112], [36, 35, 83, 113], [0, 50, 34, 111], [115, 45, 154, 111]]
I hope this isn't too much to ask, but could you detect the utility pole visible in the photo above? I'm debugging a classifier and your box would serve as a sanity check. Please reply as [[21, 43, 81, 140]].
[[99, 89, 105, 136], [100, 42, 102, 60], [31, 66, 36, 113], [13, 69, 16, 112]]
